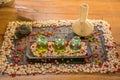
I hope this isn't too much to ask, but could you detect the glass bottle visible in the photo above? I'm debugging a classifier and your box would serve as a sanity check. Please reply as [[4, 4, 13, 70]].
[[36, 35, 48, 53], [54, 37, 65, 53], [70, 36, 81, 51]]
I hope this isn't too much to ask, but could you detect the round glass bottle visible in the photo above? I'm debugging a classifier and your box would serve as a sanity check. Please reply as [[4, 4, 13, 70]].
[[54, 37, 65, 53], [70, 36, 81, 51], [36, 35, 48, 53]]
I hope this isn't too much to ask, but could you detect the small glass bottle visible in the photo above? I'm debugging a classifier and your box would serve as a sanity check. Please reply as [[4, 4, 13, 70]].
[[54, 37, 65, 53], [70, 36, 81, 51], [36, 35, 48, 53]]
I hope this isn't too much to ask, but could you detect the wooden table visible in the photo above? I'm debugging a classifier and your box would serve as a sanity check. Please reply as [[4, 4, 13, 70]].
[[0, 0, 120, 80], [0, 0, 16, 44]]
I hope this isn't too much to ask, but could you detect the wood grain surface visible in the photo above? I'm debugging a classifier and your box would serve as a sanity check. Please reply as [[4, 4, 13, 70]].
[[0, 0, 120, 80]]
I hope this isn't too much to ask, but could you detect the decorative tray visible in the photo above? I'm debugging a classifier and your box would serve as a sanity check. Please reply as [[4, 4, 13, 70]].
[[25, 25, 107, 64]]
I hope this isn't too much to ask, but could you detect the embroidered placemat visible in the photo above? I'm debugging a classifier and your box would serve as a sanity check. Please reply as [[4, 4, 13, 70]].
[[0, 20, 120, 77]]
